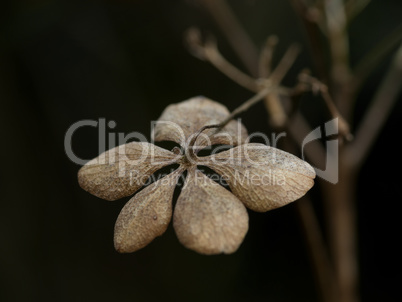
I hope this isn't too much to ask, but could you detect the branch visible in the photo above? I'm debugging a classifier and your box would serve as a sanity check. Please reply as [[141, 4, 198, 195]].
[[186, 28, 331, 164], [188, 6, 336, 301], [295, 196, 339, 302], [291, 0, 329, 81], [261, 43, 301, 128], [188, 86, 275, 156], [258, 35, 278, 78], [288, 111, 327, 169], [345, 0, 371, 22], [298, 72, 353, 142], [187, 29, 298, 128], [352, 23, 402, 92], [269, 43, 301, 84], [219, 86, 275, 128], [346, 43, 402, 167], [324, 0, 352, 107], [283, 132, 337, 302], [263, 94, 288, 128], [185, 28, 258, 92], [200, 0, 259, 76]]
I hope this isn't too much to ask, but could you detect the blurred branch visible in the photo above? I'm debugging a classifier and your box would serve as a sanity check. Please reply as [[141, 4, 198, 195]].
[[262, 93, 287, 128], [185, 28, 258, 91], [187, 2, 400, 302], [324, 0, 351, 94], [189, 86, 275, 154], [262, 43, 301, 128], [188, 3, 342, 302], [344, 0, 371, 22], [295, 196, 339, 302], [218, 86, 275, 127], [282, 136, 337, 302], [186, 25, 330, 162], [291, 0, 329, 81], [298, 72, 353, 142], [288, 111, 327, 168], [321, 175, 359, 302], [186, 28, 299, 128], [352, 23, 402, 92], [258, 36, 278, 78], [269, 43, 301, 84], [347, 43, 402, 168], [199, 0, 305, 128], [200, 0, 259, 76]]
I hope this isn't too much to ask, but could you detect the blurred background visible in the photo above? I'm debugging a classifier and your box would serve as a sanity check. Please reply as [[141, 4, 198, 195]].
[[1, 0, 401, 301]]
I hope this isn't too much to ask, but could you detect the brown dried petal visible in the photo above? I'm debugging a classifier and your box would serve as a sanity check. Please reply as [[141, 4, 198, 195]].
[[114, 169, 183, 253], [78, 142, 177, 201], [202, 143, 316, 212], [173, 168, 248, 255], [152, 96, 248, 148]]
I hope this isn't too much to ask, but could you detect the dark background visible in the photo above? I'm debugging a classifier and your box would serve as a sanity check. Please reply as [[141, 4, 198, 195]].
[[1, 0, 401, 301]]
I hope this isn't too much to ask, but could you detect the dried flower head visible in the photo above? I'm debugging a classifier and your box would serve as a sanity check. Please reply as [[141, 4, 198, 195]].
[[78, 96, 316, 255]]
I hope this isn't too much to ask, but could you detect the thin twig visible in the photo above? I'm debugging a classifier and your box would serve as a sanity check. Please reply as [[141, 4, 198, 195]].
[[186, 30, 294, 98], [281, 138, 337, 302], [324, 0, 351, 103], [344, 0, 371, 22], [262, 94, 288, 128], [201, 0, 259, 76], [270, 43, 301, 84], [204, 37, 259, 91], [188, 86, 274, 155], [321, 175, 359, 302], [296, 192, 339, 302], [298, 72, 353, 141], [291, 0, 329, 81], [187, 29, 297, 128], [352, 23, 402, 92], [259, 42, 300, 128], [185, 28, 258, 92], [304, 5, 328, 36], [258, 36, 278, 78], [288, 111, 327, 169], [225, 86, 275, 125], [347, 43, 402, 168]]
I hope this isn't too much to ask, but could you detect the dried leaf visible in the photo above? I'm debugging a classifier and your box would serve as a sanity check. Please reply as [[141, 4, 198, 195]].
[[173, 168, 248, 255], [114, 169, 183, 253], [152, 96, 248, 148], [78, 142, 177, 201], [202, 143, 316, 212]]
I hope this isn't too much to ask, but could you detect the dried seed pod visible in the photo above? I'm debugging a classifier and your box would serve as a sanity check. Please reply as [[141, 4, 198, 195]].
[[78, 142, 177, 201], [202, 143, 316, 212], [78, 96, 317, 255], [152, 96, 248, 148], [173, 168, 248, 255], [114, 169, 183, 253]]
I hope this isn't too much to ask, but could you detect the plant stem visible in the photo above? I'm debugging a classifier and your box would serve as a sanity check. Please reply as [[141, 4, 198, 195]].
[[291, 0, 329, 81], [352, 23, 402, 93], [188, 86, 274, 155], [324, 0, 350, 77], [321, 164, 359, 302], [269, 43, 301, 84], [296, 197, 339, 302], [347, 43, 402, 168], [258, 36, 278, 78], [201, 0, 259, 76]]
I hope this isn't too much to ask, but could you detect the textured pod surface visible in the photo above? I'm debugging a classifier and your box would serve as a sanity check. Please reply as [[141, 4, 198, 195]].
[[152, 96, 248, 148], [202, 143, 316, 212], [173, 168, 248, 255], [114, 169, 183, 253], [78, 142, 177, 201]]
